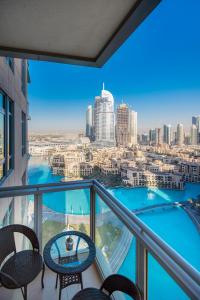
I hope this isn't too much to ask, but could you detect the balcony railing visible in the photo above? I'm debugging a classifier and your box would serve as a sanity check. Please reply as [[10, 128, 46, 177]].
[[0, 179, 199, 300]]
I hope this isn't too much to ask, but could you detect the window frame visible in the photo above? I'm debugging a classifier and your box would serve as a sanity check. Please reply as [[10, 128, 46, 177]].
[[22, 111, 27, 156], [0, 90, 15, 183]]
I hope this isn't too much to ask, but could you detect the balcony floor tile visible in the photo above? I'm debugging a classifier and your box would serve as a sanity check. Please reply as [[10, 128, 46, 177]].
[[0, 264, 102, 300]]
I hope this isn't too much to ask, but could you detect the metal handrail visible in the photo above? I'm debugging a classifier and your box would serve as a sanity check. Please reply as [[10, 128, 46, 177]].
[[93, 181, 200, 299], [0, 180, 199, 299], [93, 180, 200, 285]]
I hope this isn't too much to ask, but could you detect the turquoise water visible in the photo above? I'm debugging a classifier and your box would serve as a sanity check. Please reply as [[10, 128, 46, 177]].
[[28, 158, 90, 215], [28, 157, 200, 300]]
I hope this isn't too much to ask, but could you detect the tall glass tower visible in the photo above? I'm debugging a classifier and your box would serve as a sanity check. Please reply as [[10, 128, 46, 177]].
[[163, 124, 171, 145], [86, 105, 93, 140], [176, 123, 184, 146], [94, 84, 115, 146], [192, 116, 200, 144]]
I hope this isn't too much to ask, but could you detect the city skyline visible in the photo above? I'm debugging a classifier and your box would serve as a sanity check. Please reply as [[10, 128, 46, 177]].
[[28, 0, 200, 134]]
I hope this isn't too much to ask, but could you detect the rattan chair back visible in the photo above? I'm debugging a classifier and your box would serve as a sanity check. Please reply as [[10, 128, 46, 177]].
[[101, 274, 141, 300]]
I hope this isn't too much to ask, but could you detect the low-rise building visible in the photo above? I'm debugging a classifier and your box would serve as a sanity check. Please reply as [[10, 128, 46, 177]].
[[122, 168, 184, 190]]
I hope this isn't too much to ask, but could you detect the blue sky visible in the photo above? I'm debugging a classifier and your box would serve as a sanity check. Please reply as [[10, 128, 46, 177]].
[[28, 0, 200, 134]]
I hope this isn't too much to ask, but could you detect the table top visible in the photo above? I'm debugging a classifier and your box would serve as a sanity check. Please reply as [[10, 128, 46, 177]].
[[43, 231, 96, 275]]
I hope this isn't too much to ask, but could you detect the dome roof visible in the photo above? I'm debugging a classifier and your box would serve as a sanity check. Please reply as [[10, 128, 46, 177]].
[[101, 89, 114, 104]]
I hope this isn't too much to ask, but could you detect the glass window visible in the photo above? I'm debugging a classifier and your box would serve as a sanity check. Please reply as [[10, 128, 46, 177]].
[[0, 92, 14, 181], [0, 93, 5, 180], [7, 99, 14, 171], [22, 111, 27, 156]]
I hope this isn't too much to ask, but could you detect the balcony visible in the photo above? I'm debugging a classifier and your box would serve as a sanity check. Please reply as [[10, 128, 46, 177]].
[[0, 179, 199, 300]]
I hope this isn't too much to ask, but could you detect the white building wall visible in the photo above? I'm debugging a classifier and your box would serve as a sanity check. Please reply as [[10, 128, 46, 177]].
[[0, 57, 29, 229]]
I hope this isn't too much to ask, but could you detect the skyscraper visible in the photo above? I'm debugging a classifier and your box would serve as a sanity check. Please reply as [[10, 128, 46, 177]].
[[192, 116, 200, 144], [163, 124, 171, 145], [116, 103, 137, 147], [94, 84, 115, 146], [141, 133, 148, 145], [86, 105, 93, 140], [129, 110, 138, 145], [176, 123, 184, 146], [155, 128, 161, 145], [190, 124, 198, 145], [116, 103, 129, 147], [149, 129, 156, 145]]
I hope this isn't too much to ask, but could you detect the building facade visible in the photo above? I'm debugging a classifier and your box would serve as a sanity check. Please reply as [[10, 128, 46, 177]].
[[94, 86, 115, 146], [129, 110, 137, 145], [0, 56, 29, 228], [163, 124, 171, 145], [190, 124, 198, 145], [176, 123, 184, 146], [86, 105, 93, 140], [116, 103, 138, 147], [116, 103, 129, 147], [192, 116, 200, 144]]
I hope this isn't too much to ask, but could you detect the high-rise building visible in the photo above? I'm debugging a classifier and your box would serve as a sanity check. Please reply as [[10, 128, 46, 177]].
[[116, 103, 129, 147], [0, 56, 29, 227], [176, 123, 184, 146], [190, 124, 198, 145], [192, 116, 200, 144], [86, 105, 93, 140], [94, 84, 115, 146], [141, 133, 148, 145], [116, 103, 137, 147], [129, 110, 137, 145], [163, 124, 171, 145], [155, 128, 161, 145], [149, 129, 156, 145]]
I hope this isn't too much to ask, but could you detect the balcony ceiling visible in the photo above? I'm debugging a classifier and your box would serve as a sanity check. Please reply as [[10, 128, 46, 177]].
[[0, 0, 160, 67]]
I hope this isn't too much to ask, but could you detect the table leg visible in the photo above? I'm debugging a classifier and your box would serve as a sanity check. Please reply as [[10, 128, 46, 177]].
[[80, 273, 83, 290], [59, 278, 62, 300]]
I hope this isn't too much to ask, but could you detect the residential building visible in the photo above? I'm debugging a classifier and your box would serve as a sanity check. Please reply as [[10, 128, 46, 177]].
[[176, 123, 184, 146], [149, 129, 156, 145], [141, 133, 149, 145], [129, 110, 138, 145], [163, 124, 171, 145], [116, 103, 129, 147], [116, 103, 137, 147], [94, 85, 115, 146], [190, 124, 198, 145], [122, 168, 184, 190], [155, 128, 162, 145], [86, 105, 93, 140], [192, 115, 200, 143], [0, 56, 29, 228]]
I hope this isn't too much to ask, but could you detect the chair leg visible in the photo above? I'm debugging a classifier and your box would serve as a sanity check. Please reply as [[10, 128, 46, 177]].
[[59, 285, 62, 300], [41, 263, 45, 288], [55, 274, 59, 289], [23, 286, 27, 300]]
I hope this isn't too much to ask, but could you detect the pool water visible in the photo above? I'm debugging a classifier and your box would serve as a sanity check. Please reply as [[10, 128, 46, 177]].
[[28, 157, 200, 300]]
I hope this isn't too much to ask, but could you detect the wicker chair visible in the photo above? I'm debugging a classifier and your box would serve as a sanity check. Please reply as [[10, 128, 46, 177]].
[[72, 274, 142, 300], [0, 224, 45, 300]]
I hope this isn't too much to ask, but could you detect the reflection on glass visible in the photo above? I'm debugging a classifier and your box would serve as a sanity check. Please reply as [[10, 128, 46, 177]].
[[95, 195, 135, 280], [0, 113, 4, 163]]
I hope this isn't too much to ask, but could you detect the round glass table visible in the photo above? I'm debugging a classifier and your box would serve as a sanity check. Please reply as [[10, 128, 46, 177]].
[[43, 231, 96, 300]]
